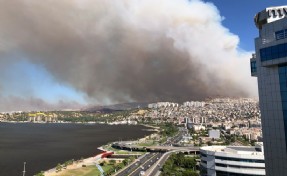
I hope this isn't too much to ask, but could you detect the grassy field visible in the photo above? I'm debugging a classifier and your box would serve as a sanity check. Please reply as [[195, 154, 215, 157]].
[[137, 141, 156, 146], [48, 165, 113, 176]]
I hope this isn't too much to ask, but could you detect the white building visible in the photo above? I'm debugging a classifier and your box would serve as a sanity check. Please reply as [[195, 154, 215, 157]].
[[200, 143, 265, 176], [183, 101, 205, 107], [208, 130, 220, 139], [252, 5, 287, 175], [148, 102, 179, 109], [193, 124, 206, 131]]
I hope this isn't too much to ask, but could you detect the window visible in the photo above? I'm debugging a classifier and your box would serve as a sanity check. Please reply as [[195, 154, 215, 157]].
[[215, 163, 263, 169], [216, 163, 227, 167], [275, 29, 287, 40], [200, 165, 208, 176], [250, 61, 257, 73], [216, 171, 259, 176], [215, 156, 264, 163], [260, 43, 287, 61], [278, 65, 287, 150], [200, 152, 207, 157]]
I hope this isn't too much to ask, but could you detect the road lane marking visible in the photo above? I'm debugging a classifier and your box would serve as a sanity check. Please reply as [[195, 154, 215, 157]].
[[128, 153, 158, 176]]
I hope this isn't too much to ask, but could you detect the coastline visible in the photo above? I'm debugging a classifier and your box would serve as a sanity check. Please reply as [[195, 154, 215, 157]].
[[41, 123, 159, 176], [0, 122, 155, 176]]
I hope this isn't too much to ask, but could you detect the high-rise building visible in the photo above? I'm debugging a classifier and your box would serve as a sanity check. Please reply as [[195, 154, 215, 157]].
[[252, 6, 287, 175]]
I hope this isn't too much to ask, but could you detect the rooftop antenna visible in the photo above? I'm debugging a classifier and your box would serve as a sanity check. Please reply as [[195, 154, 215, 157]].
[[22, 162, 26, 176]]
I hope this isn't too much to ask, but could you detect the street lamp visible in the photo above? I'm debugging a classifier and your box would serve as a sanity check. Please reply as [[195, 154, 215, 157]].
[[23, 162, 26, 176]]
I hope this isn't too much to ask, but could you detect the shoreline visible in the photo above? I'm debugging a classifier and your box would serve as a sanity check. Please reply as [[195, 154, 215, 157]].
[[41, 123, 159, 176], [0, 120, 158, 127], [0, 122, 157, 176]]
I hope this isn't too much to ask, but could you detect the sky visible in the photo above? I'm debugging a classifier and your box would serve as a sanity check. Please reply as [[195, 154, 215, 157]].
[[0, 0, 286, 111], [205, 0, 287, 51]]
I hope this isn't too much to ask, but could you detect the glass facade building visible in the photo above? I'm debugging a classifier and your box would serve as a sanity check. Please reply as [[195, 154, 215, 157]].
[[252, 5, 287, 176]]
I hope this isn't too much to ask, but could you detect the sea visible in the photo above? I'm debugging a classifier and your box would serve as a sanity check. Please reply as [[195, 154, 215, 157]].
[[0, 122, 154, 176]]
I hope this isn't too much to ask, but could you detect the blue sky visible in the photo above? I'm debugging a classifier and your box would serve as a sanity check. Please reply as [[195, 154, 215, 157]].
[[1, 59, 87, 104], [205, 0, 287, 51]]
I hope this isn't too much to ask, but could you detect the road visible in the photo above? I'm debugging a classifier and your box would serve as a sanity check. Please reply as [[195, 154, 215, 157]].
[[146, 152, 172, 176], [115, 127, 194, 176], [115, 152, 162, 176], [129, 153, 162, 176]]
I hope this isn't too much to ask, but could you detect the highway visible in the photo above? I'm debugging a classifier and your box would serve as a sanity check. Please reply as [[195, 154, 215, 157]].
[[129, 153, 162, 176], [146, 152, 172, 176], [115, 152, 162, 176], [115, 127, 197, 176]]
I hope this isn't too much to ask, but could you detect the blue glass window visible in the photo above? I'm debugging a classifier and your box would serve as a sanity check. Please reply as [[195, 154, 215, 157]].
[[250, 61, 257, 73], [280, 82, 287, 91], [260, 43, 287, 61], [278, 64, 287, 149], [276, 29, 287, 40], [275, 30, 285, 40], [279, 66, 286, 73]]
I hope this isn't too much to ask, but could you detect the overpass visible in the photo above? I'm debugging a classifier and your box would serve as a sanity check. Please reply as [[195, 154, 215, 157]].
[[112, 142, 200, 154]]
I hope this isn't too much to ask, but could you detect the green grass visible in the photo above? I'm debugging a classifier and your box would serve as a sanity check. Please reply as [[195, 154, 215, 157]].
[[54, 165, 100, 176], [137, 141, 156, 146], [52, 165, 114, 176]]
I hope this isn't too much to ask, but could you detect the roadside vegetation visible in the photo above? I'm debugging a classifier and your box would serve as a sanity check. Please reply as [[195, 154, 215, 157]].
[[101, 156, 136, 176], [40, 156, 136, 176], [161, 152, 199, 176], [160, 123, 179, 137]]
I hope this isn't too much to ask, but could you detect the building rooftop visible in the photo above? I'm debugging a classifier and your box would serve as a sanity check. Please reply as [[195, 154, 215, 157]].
[[201, 142, 264, 156], [255, 5, 287, 29], [228, 146, 257, 152]]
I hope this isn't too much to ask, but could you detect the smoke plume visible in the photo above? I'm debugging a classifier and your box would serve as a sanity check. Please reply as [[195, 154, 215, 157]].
[[0, 0, 257, 109], [0, 95, 83, 112]]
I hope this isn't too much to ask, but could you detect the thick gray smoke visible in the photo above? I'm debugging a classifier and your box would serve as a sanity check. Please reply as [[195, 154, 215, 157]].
[[0, 95, 83, 112], [0, 0, 257, 109]]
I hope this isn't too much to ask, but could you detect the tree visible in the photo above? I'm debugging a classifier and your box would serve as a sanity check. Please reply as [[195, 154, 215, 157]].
[[116, 163, 124, 170], [105, 168, 114, 176], [174, 153, 185, 167], [182, 170, 199, 176], [129, 156, 136, 162], [183, 158, 196, 168], [34, 171, 45, 176], [109, 159, 116, 165], [56, 163, 62, 172], [122, 159, 129, 166], [100, 160, 106, 166]]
